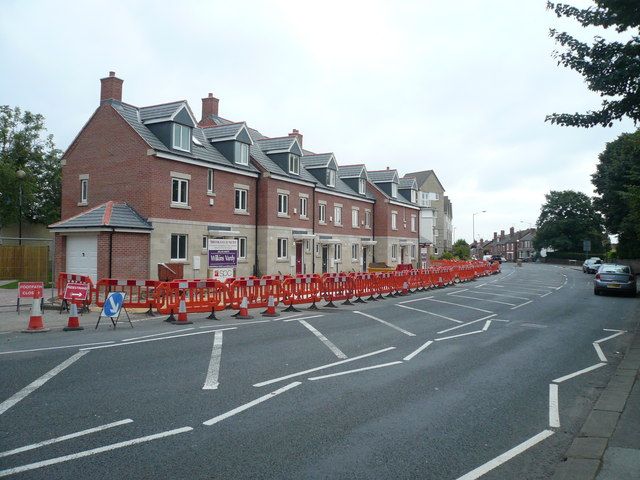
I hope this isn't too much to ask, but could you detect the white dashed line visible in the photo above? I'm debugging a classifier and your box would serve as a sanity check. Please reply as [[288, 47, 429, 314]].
[[353, 311, 416, 336], [397, 295, 434, 304], [203, 330, 224, 390], [424, 298, 494, 314], [447, 293, 516, 306], [403, 340, 434, 361], [308, 362, 403, 381], [80, 327, 237, 350], [549, 384, 560, 428], [552, 363, 607, 384], [511, 300, 533, 310], [282, 314, 324, 323], [0, 341, 115, 355], [396, 304, 463, 323], [436, 314, 497, 334], [298, 319, 347, 359], [592, 343, 607, 362]]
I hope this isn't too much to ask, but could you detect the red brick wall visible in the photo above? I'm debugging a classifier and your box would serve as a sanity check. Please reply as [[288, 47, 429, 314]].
[[314, 191, 374, 236], [95, 232, 149, 279], [257, 177, 314, 228], [53, 234, 66, 277], [370, 184, 419, 240]]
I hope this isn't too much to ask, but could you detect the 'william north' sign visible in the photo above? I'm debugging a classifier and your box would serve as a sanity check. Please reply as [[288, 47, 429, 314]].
[[208, 238, 238, 268]]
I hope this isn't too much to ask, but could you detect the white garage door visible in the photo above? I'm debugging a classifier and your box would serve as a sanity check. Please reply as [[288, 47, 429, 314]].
[[66, 234, 98, 282]]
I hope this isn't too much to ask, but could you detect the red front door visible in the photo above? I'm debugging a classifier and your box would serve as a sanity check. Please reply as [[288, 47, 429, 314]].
[[295, 242, 303, 275]]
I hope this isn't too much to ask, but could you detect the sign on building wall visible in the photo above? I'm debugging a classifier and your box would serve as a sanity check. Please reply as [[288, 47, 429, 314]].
[[208, 239, 238, 268]]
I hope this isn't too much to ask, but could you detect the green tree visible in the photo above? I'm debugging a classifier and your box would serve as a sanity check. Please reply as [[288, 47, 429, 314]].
[[592, 129, 640, 257], [534, 190, 607, 252], [452, 239, 471, 260], [0, 106, 62, 227], [546, 1, 640, 128]]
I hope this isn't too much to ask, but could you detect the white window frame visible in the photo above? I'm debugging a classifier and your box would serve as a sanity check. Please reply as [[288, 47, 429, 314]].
[[411, 215, 416, 232], [171, 234, 187, 261], [334, 243, 342, 261], [359, 178, 366, 195], [277, 238, 288, 259], [352, 208, 359, 228], [202, 236, 207, 250], [278, 193, 289, 215], [172, 124, 191, 152], [327, 169, 336, 187], [305, 239, 312, 253], [318, 203, 326, 223], [80, 178, 88, 204], [299, 197, 308, 218], [411, 189, 417, 203], [334, 206, 342, 226], [391, 212, 398, 230], [172, 178, 189, 205], [365, 210, 371, 229], [235, 188, 248, 212], [207, 169, 214, 194], [391, 183, 398, 198], [237, 143, 249, 165], [237, 237, 247, 260], [391, 244, 398, 260], [351, 244, 359, 261], [289, 154, 300, 175]]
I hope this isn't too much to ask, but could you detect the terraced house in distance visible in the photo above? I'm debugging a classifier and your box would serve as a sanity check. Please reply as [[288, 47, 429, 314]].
[[51, 72, 428, 280]]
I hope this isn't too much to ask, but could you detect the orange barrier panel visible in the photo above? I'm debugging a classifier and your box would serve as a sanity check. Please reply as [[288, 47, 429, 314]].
[[374, 272, 395, 298], [57, 273, 95, 302], [94, 279, 159, 311], [153, 279, 228, 315], [349, 273, 378, 302], [321, 274, 354, 306], [281, 274, 322, 310], [227, 278, 282, 310]]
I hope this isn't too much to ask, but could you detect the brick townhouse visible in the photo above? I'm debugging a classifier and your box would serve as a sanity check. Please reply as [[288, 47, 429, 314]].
[[50, 72, 424, 280], [482, 227, 536, 260]]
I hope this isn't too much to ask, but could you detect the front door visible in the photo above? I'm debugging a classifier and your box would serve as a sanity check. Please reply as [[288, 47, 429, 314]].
[[362, 247, 367, 272], [295, 242, 303, 275], [400, 247, 405, 265], [322, 246, 329, 273]]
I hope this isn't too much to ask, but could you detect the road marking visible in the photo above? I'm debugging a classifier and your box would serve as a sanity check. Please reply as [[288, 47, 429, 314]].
[[353, 311, 416, 336], [456, 430, 554, 480], [511, 300, 533, 310], [549, 384, 560, 428], [448, 293, 516, 306], [552, 363, 607, 384], [253, 347, 396, 387], [397, 295, 434, 304], [0, 419, 133, 458], [595, 330, 626, 344], [482, 320, 492, 331], [403, 340, 433, 361], [203, 382, 301, 426], [203, 331, 224, 390], [592, 342, 607, 362], [520, 323, 547, 329], [602, 328, 626, 333], [481, 286, 543, 296], [197, 319, 272, 329], [122, 329, 195, 341], [80, 327, 237, 351], [541, 292, 552, 297], [469, 290, 530, 301], [282, 314, 324, 323], [298, 320, 347, 359], [0, 341, 114, 355], [425, 298, 494, 314], [0, 427, 193, 478], [0, 351, 88, 416], [436, 314, 497, 334], [308, 361, 403, 381], [447, 289, 469, 295], [435, 330, 483, 342], [396, 304, 463, 323]]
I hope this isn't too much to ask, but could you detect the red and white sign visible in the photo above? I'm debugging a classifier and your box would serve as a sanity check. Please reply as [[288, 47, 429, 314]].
[[63, 282, 90, 301], [18, 282, 44, 299]]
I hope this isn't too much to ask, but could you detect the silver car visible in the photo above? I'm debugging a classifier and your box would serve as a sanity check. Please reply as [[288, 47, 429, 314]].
[[594, 264, 637, 296], [583, 258, 602, 273]]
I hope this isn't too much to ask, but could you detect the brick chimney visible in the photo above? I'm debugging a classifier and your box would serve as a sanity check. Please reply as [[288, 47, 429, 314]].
[[100, 71, 123, 103], [510, 226, 515, 236], [200, 93, 219, 127], [493, 232, 497, 241], [500, 230, 505, 240], [288, 129, 303, 148]]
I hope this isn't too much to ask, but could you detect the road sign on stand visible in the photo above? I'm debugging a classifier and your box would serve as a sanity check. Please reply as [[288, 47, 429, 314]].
[[97, 291, 132, 329], [17, 282, 44, 314], [61, 282, 90, 313]]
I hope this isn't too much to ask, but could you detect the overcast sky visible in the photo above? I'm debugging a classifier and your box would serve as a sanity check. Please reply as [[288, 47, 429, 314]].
[[1, 0, 634, 242]]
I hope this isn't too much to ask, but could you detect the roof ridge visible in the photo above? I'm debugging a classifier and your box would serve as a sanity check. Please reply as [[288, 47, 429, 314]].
[[48, 201, 109, 228], [139, 99, 188, 110]]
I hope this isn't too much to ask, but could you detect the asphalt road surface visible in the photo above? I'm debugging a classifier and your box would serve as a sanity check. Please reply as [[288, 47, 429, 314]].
[[1, 263, 638, 479]]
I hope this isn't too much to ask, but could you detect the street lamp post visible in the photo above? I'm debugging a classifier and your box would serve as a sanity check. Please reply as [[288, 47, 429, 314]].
[[472, 210, 486, 253], [16, 169, 26, 246]]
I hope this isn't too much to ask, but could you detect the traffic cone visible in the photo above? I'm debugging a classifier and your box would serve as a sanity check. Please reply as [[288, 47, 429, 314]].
[[63, 302, 84, 331], [401, 281, 409, 296], [23, 290, 49, 333], [172, 294, 192, 325], [236, 296, 253, 320], [261, 295, 279, 317]]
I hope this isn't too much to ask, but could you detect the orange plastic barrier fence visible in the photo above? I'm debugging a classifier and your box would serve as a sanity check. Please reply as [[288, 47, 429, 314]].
[[227, 278, 282, 310], [153, 279, 228, 315], [56, 273, 95, 302], [349, 272, 378, 301], [281, 274, 322, 307], [321, 274, 354, 304], [94, 279, 159, 309]]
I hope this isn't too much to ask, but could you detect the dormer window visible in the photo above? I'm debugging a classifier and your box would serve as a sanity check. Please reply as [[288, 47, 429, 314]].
[[172, 124, 191, 152], [391, 183, 398, 198], [237, 143, 249, 165], [411, 189, 417, 203], [327, 169, 336, 187], [289, 154, 300, 175], [359, 178, 366, 195]]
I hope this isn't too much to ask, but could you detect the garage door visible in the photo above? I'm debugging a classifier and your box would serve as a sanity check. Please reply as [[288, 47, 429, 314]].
[[66, 234, 98, 282]]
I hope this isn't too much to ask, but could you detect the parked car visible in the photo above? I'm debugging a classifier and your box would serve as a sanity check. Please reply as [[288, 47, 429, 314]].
[[594, 264, 637, 296], [583, 257, 602, 273], [489, 255, 502, 264]]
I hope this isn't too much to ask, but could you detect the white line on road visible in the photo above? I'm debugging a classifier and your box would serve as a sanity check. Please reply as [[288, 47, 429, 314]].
[[541, 292, 552, 298], [253, 347, 396, 387], [122, 329, 195, 341], [0, 341, 115, 355], [602, 328, 626, 333], [435, 330, 483, 342], [353, 311, 416, 336], [203, 382, 301, 426], [552, 363, 607, 384], [595, 330, 626, 344], [455, 430, 555, 480], [519, 323, 548, 329], [396, 304, 463, 323], [308, 361, 403, 381], [424, 298, 494, 314], [447, 288, 469, 295], [549, 384, 560, 428], [447, 293, 516, 306], [511, 300, 533, 310], [593, 343, 607, 362], [282, 314, 324, 323], [0, 419, 133, 458], [80, 327, 237, 351], [436, 314, 497, 334], [403, 340, 433, 361], [203, 330, 224, 390], [397, 295, 434, 304], [197, 319, 272, 329], [0, 427, 193, 478], [298, 320, 347, 359], [469, 290, 530, 301], [482, 320, 492, 331], [0, 351, 88, 416]]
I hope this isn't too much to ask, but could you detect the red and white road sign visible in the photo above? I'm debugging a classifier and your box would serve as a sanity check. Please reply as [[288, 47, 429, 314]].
[[63, 282, 90, 301], [18, 282, 44, 299]]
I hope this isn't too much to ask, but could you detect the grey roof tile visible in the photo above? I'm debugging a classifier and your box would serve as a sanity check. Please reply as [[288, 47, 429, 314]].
[[202, 123, 248, 142], [338, 165, 365, 178], [139, 101, 185, 122], [256, 137, 297, 152], [399, 177, 417, 189], [301, 153, 334, 169], [49, 202, 152, 230], [368, 170, 398, 183]]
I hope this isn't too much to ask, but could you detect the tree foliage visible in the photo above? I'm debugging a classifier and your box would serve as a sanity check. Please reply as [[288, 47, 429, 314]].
[[452, 239, 471, 260], [592, 129, 640, 257], [534, 190, 607, 252], [546, 1, 640, 128], [0, 106, 62, 227]]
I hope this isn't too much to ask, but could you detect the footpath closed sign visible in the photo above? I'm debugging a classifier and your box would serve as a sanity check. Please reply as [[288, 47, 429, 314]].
[[208, 239, 238, 268], [63, 282, 90, 301], [19, 282, 44, 299]]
